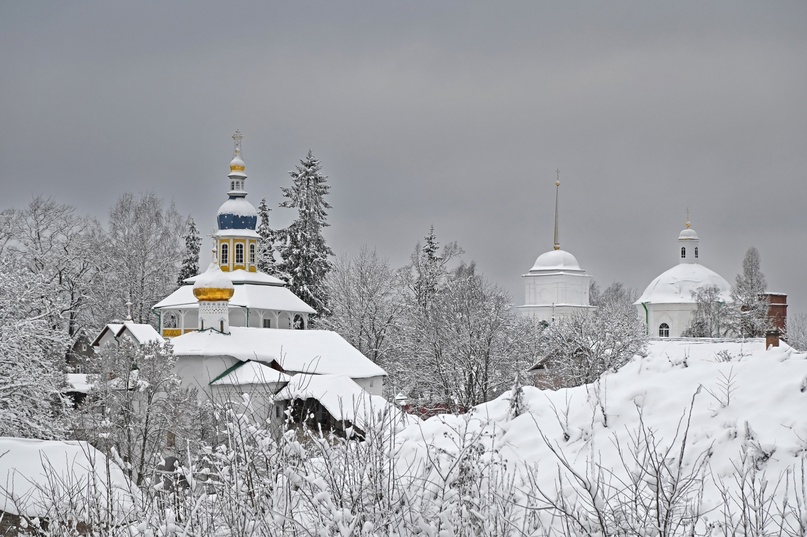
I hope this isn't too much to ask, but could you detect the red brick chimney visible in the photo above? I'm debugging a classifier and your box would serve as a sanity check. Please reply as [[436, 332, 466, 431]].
[[761, 293, 787, 332]]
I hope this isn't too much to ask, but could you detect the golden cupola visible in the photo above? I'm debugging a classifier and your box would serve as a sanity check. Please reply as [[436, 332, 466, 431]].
[[194, 261, 234, 333], [193, 262, 235, 302]]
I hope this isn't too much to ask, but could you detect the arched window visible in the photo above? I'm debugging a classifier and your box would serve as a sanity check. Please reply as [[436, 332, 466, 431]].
[[235, 243, 244, 264], [165, 313, 177, 329], [681, 247, 686, 259], [249, 243, 255, 264], [695, 247, 699, 259], [659, 323, 670, 337], [221, 243, 229, 265], [263, 318, 272, 328]]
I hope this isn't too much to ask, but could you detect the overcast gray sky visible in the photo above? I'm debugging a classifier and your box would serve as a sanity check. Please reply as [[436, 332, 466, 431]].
[[2, 2, 806, 315]]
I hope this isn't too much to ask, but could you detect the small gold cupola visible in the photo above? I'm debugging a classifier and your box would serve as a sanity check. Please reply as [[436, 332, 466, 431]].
[[193, 259, 234, 332]]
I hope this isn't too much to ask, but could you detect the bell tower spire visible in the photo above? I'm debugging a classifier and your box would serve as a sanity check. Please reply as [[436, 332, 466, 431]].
[[215, 131, 259, 273], [553, 170, 560, 251]]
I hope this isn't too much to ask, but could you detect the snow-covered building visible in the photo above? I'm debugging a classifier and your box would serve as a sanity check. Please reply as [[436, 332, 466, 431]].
[[154, 131, 315, 335], [149, 132, 387, 429], [634, 218, 732, 338], [518, 179, 593, 323], [92, 320, 164, 349]]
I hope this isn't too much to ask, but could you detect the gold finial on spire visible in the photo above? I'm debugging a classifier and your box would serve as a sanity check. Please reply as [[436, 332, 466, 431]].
[[553, 170, 561, 251], [229, 131, 246, 173], [685, 207, 691, 229]]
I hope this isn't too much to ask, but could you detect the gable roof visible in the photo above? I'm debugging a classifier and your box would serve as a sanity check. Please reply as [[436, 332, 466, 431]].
[[91, 322, 164, 347], [170, 327, 386, 379], [209, 360, 292, 387]]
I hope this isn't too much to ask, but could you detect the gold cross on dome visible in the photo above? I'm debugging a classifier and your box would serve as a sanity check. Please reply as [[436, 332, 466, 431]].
[[232, 130, 243, 154]]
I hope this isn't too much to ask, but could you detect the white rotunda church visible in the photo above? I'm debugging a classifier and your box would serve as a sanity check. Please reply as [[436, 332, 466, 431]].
[[518, 178, 593, 323], [634, 217, 732, 338]]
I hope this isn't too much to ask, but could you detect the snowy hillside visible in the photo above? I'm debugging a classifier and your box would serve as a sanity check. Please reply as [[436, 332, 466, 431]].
[[396, 338, 807, 535]]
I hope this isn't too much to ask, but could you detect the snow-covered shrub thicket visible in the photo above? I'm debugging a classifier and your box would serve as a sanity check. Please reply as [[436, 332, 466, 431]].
[[0, 257, 72, 439], [537, 282, 647, 389], [73, 340, 199, 486]]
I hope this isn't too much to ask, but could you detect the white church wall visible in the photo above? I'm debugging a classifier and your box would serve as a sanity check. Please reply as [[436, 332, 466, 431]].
[[353, 375, 384, 397], [175, 354, 239, 398], [639, 303, 696, 338]]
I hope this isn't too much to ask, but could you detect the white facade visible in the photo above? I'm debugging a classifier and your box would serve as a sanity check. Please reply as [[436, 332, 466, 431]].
[[518, 249, 594, 323], [635, 222, 732, 338]]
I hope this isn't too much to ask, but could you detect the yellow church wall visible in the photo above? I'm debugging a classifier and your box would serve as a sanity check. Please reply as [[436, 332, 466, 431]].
[[216, 237, 257, 272]]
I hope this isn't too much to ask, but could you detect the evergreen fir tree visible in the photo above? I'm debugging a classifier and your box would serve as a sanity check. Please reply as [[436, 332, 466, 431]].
[[277, 150, 334, 314], [256, 197, 277, 275], [177, 217, 201, 286], [731, 246, 769, 337]]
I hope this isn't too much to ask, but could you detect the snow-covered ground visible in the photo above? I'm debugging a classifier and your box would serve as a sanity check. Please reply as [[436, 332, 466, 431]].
[[395, 338, 807, 534]]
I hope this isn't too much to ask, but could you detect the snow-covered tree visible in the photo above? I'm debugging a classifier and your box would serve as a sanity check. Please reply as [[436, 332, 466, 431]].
[[2, 197, 106, 336], [396, 247, 538, 409], [104, 193, 184, 325], [683, 284, 731, 337], [410, 225, 463, 314], [731, 246, 769, 338], [177, 216, 201, 285], [785, 312, 807, 351], [319, 246, 403, 365], [277, 150, 333, 314], [0, 257, 71, 439], [537, 282, 647, 388], [76, 340, 198, 486], [256, 197, 277, 276]]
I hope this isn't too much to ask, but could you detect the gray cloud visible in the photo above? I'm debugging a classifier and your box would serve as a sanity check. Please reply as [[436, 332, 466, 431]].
[[1, 1, 805, 314]]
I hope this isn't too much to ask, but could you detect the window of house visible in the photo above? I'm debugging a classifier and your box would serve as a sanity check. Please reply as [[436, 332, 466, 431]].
[[659, 323, 670, 337], [235, 244, 244, 264], [221, 243, 229, 265], [249, 243, 255, 264], [681, 247, 686, 258], [695, 247, 699, 259], [230, 181, 235, 191], [263, 318, 272, 328]]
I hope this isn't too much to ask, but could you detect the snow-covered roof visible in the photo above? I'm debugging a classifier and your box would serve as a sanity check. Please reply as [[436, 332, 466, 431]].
[[91, 322, 164, 347], [528, 249, 584, 272], [91, 323, 123, 346], [636, 263, 732, 305], [66, 373, 92, 393], [275, 374, 413, 432], [183, 269, 285, 287], [217, 197, 257, 218], [154, 282, 315, 314], [212, 228, 260, 238], [120, 323, 164, 345], [0, 438, 136, 519], [170, 327, 387, 379], [210, 360, 292, 386], [194, 262, 234, 291]]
